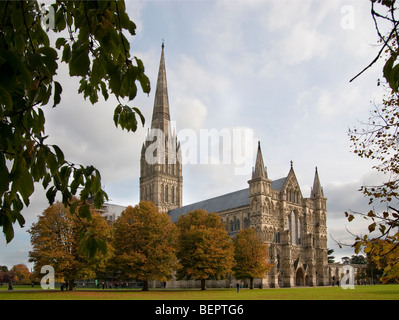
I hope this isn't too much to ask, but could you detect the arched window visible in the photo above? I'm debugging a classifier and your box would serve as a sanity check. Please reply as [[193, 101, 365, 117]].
[[244, 213, 250, 228], [286, 214, 290, 231], [275, 232, 280, 243], [171, 186, 175, 204], [165, 185, 168, 202], [161, 184, 164, 202], [291, 211, 297, 245], [230, 216, 240, 232], [298, 218, 303, 244]]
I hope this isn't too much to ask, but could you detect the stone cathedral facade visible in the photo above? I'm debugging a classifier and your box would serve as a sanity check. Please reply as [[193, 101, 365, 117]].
[[138, 45, 329, 288]]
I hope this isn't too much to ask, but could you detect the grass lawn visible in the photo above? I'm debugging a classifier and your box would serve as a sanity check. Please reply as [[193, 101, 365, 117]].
[[0, 284, 398, 300]]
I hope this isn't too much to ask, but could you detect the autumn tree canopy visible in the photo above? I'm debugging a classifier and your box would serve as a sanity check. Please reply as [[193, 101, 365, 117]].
[[176, 209, 234, 291], [28, 201, 112, 290], [233, 228, 273, 289], [112, 201, 179, 291], [10, 264, 31, 285], [0, 0, 149, 250]]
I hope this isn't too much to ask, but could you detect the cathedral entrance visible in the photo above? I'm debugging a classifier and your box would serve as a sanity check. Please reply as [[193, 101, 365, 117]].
[[295, 268, 305, 286]]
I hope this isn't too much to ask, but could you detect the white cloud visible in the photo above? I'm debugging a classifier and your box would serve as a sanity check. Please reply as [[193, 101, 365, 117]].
[[125, 1, 147, 39], [175, 97, 208, 131], [276, 22, 332, 65]]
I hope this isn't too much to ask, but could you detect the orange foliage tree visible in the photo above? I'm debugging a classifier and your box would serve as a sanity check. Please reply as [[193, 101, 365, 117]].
[[176, 210, 234, 290], [28, 201, 112, 289], [233, 228, 273, 289], [112, 201, 178, 291], [10, 264, 31, 285]]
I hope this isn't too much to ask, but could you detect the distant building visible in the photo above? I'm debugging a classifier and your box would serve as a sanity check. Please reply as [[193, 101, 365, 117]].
[[99, 203, 126, 224]]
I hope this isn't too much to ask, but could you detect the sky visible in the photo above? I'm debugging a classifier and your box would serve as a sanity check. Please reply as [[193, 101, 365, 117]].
[[0, 0, 394, 270]]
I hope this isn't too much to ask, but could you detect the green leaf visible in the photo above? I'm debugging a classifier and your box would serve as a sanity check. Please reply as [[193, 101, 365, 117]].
[[93, 191, 104, 209], [1, 215, 14, 244], [46, 151, 58, 174], [53, 81, 62, 108], [52, 144, 65, 165], [69, 42, 90, 77], [383, 54, 398, 91], [37, 46, 58, 75], [100, 81, 109, 101], [0, 153, 9, 196], [113, 104, 122, 128], [55, 37, 66, 50], [78, 204, 92, 221], [14, 211, 25, 228], [18, 168, 34, 206], [46, 186, 57, 204], [62, 43, 71, 63], [32, 108, 45, 134], [133, 107, 145, 126], [42, 173, 51, 189], [138, 73, 151, 95], [71, 169, 83, 195], [69, 200, 78, 215]]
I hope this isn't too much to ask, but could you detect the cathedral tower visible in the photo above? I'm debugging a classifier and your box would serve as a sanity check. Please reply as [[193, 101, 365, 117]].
[[248, 141, 273, 234], [140, 44, 183, 213]]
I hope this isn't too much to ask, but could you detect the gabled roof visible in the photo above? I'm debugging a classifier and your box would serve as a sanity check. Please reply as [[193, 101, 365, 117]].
[[168, 177, 288, 222], [271, 177, 287, 191], [168, 188, 250, 222]]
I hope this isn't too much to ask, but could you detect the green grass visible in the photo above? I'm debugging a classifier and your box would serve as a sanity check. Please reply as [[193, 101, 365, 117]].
[[0, 284, 398, 300]]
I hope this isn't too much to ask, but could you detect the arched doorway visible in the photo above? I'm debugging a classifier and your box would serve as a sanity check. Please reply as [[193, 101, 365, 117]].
[[296, 268, 305, 286]]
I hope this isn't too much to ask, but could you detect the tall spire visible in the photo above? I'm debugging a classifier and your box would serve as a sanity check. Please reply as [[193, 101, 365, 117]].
[[151, 42, 170, 132], [252, 141, 268, 179], [311, 167, 324, 198]]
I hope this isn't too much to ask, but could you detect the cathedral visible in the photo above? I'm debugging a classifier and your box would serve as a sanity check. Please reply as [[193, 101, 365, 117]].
[[113, 44, 329, 288]]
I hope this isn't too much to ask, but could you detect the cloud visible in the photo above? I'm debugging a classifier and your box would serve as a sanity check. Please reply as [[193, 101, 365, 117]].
[[325, 169, 389, 260], [175, 98, 208, 131], [276, 22, 333, 65]]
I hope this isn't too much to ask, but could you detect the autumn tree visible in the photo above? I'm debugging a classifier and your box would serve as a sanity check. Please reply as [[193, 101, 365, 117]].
[[0, 1, 149, 249], [0, 266, 13, 284], [232, 228, 272, 289], [28, 201, 112, 290], [112, 201, 178, 291], [10, 264, 31, 285], [346, 0, 399, 283], [176, 210, 234, 291]]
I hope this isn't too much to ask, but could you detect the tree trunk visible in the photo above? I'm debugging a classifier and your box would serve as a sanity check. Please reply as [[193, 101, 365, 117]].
[[250, 277, 254, 289], [142, 280, 149, 291], [201, 279, 207, 290], [68, 279, 75, 291]]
